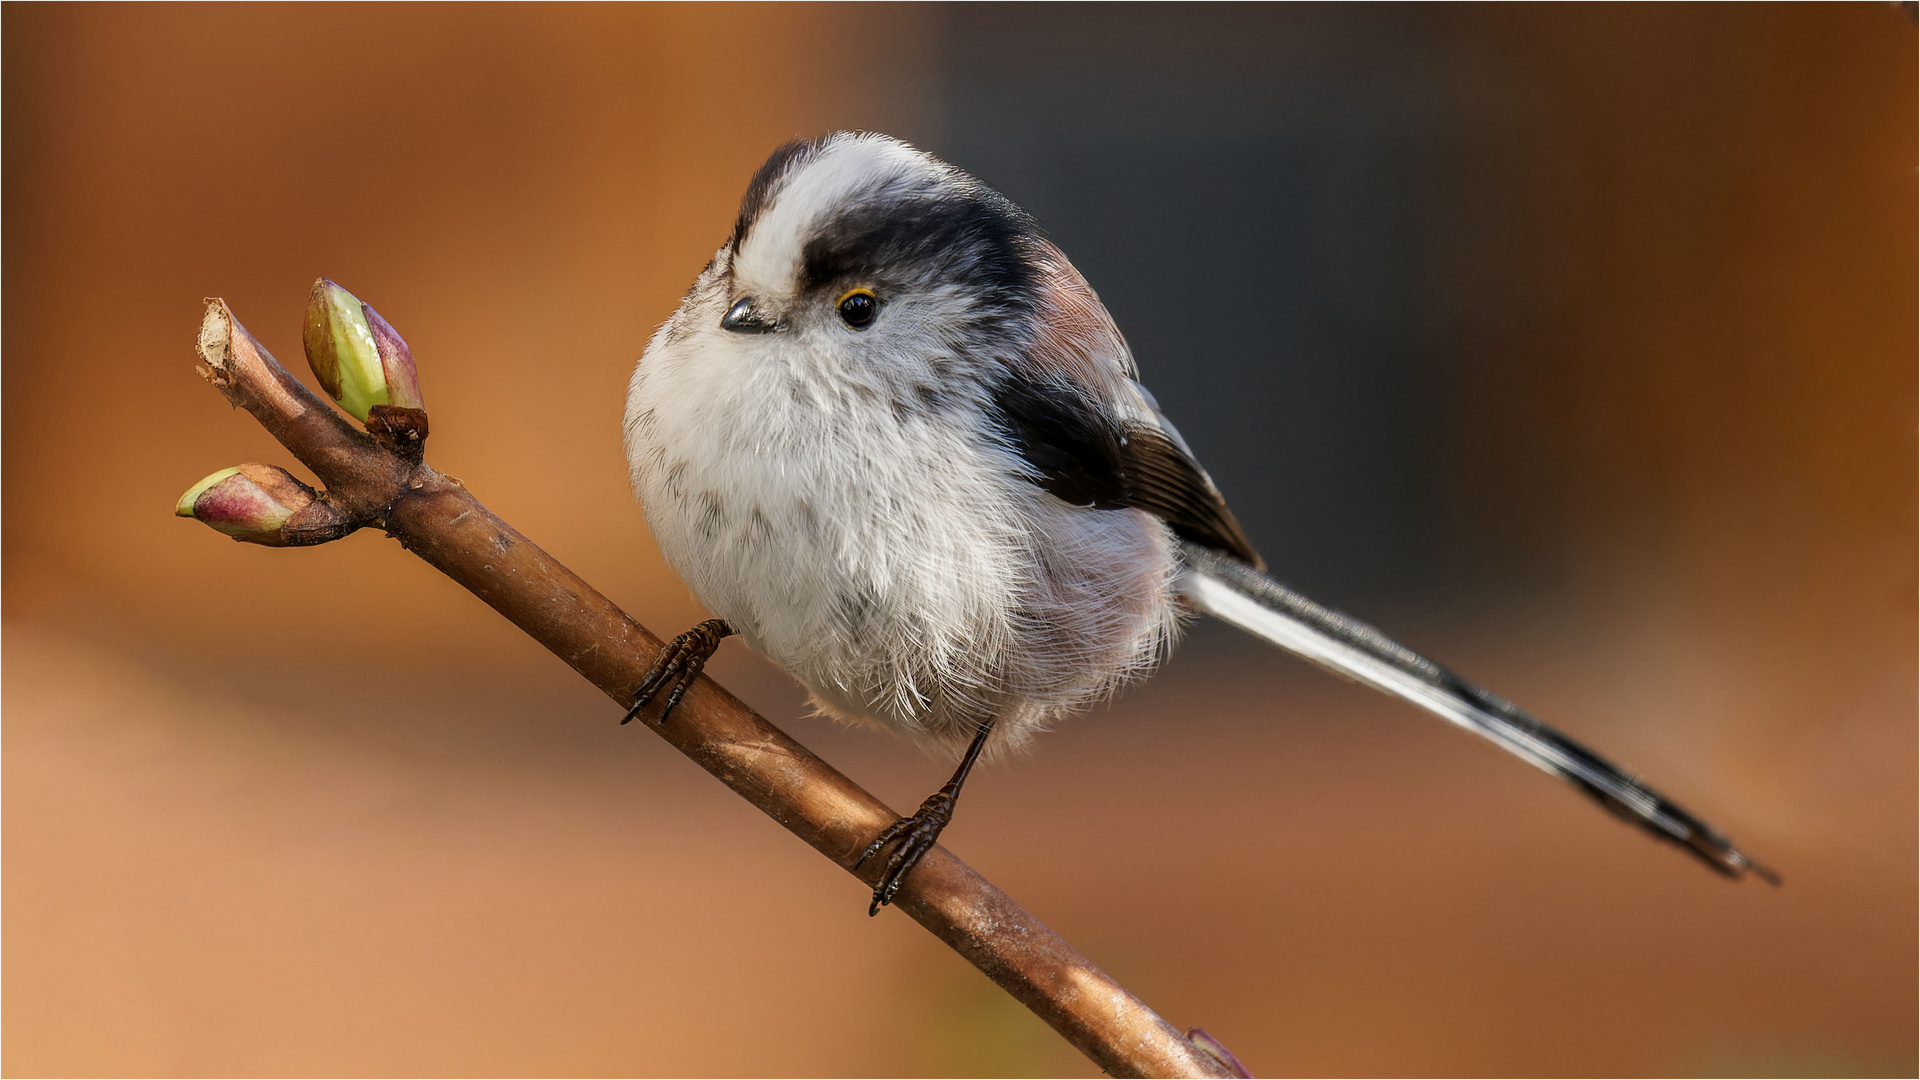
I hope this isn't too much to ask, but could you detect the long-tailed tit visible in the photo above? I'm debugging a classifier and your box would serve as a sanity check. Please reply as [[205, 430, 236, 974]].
[[623, 132, 1774, 914]]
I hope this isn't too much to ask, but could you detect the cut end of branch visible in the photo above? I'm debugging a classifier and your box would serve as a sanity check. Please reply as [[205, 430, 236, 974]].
[[194, 297, 313, 421], [197, 299, 234, 381]]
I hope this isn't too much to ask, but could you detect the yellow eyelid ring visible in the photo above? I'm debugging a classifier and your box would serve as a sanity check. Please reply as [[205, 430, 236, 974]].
[[835, 287, 880, 329]]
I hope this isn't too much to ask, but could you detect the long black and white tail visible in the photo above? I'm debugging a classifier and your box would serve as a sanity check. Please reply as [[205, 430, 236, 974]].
[[1176, 542, 1777, 884]]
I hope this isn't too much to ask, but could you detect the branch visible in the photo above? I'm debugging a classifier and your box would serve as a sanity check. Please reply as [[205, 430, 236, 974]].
[[183, 293, 1243, 1080]]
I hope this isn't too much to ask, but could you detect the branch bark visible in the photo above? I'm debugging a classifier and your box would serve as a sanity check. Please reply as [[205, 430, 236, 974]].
[[190, 297, 1241, 1079]]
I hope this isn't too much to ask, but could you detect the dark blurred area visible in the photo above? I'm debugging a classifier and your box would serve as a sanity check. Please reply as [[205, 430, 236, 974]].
[[939, 5, 1461, 601], [5, 4, 1913, 1076]]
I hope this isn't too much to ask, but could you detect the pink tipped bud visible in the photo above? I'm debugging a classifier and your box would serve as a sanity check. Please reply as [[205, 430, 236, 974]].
[[302, 278, 423, 421], [360, 300, 423, 411], [174, 463, 356, 547]]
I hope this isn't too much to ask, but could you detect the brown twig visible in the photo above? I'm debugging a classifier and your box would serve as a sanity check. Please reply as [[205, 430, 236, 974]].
[[188, 297, 1240, 1079]]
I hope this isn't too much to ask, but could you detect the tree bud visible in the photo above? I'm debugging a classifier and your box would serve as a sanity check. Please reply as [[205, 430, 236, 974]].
[[302, 278, 423, 421], [174, 463, 356, 547]]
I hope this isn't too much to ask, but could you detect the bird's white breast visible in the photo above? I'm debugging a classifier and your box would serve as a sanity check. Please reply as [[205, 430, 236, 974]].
[[625, 276, 1182, 752]]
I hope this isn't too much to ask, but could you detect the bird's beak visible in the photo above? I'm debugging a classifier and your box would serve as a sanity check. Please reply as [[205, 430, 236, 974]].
[[721, 297, 781, 334]]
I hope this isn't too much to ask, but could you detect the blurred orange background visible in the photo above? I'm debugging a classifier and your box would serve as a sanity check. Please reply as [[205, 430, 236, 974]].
[[4, 4, 1913, 1076]]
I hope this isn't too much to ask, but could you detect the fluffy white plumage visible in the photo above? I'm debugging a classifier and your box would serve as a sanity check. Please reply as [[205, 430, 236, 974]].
[[624, 133, 1181, 755]]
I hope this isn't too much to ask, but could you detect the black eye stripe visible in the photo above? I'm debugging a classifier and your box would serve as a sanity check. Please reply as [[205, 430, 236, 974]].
[[800, 185, 1039, 302]]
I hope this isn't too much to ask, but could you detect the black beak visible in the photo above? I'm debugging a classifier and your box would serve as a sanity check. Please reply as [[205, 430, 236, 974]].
[[721, 297, 780, 334]]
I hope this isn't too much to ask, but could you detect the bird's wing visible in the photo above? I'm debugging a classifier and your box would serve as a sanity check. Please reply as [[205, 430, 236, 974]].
[[997, 243, 1263, 566], [990, 374, 1262, 566]]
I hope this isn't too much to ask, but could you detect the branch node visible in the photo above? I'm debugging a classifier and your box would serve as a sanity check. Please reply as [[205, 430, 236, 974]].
[[366, 404, 430, 462]]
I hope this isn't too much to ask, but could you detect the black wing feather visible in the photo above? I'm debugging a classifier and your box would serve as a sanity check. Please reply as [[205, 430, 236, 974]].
[[993, 377, 1263, 568]]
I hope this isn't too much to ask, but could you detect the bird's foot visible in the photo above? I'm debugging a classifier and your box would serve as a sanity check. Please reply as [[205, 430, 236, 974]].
[[622, 619, 733, 725], [855, 788, 958, 916]]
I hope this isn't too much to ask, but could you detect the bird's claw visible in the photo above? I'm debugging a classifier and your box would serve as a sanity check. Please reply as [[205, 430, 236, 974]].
[[855, 789, 956, 915], [622, 619, 732, 725]]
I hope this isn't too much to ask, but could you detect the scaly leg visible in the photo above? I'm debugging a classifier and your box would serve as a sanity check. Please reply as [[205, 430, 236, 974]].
[[856, 719, 996, 916], [622, 619, 734, 724]]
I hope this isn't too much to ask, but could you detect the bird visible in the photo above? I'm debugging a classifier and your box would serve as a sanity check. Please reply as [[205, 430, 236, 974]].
[[621, 131, 1775, 915]]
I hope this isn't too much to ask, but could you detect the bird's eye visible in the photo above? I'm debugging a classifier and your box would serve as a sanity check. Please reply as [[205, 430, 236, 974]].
[[836, 288, 878, 329]]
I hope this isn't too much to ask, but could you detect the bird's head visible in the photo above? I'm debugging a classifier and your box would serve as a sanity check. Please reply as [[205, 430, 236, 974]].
[[654, 132, 1053, 393]]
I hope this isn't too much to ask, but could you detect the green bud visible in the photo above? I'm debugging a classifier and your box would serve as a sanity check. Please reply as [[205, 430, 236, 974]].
[[302, 278, 423, 421], [174, 463, 355, 547]]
